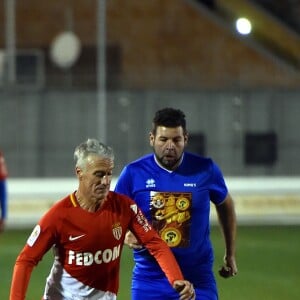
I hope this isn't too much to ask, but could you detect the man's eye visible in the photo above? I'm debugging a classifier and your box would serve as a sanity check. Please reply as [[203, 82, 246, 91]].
[[96, 172, 112, 177], [95, 173, 105, 177]]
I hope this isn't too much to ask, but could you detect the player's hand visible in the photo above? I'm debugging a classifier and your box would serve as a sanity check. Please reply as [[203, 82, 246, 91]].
[[219, 255, 238, 278], [124, 231, 143, 249], [173, 280, 195, 300]]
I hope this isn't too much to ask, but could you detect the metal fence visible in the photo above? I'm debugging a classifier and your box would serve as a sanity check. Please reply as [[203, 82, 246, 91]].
[[1, 88, 299, 177]]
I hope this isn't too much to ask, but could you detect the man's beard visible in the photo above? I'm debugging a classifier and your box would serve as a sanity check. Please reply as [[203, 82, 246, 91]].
[[155, 154, 182, 170]]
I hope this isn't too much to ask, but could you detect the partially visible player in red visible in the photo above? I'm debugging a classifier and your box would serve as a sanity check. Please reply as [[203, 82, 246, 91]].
[[10, 138, 195, 300], [0, 149, 8, 233]]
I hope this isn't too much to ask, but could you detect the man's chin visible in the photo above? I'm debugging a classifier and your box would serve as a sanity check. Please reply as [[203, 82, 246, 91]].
[[162, 160, 176, 168], [94, 190, 108, 199]]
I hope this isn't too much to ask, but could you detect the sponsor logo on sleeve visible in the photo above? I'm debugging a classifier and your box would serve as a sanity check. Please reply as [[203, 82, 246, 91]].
[[130, 204, 152, 232], [27, 224, 41, 247], [130, 204, 138, 214]]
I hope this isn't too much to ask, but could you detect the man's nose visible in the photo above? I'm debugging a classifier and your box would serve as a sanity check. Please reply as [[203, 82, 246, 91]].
[[101, 175, 111, 184], [166, 140, 175, 149]]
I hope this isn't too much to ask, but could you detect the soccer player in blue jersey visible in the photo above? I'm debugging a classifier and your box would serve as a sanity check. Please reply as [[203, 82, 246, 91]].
[[115, 107, 238, 300]]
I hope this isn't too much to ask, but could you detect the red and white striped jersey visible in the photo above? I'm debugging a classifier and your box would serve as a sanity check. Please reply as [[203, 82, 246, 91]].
[[10, 191, 183, 299]]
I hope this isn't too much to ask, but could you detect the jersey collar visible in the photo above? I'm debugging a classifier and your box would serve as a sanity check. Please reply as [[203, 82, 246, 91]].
[[153, 153, 184, 173]]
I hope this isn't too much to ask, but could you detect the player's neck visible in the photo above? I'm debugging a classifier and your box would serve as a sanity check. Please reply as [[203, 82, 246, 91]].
[[75, 191, 101, 212]]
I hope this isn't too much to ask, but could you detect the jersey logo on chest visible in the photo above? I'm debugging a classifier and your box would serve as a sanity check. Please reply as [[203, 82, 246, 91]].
[[112, 223, 122, 240], [145, 178, 156, 188], [69, 234, 86, 241]]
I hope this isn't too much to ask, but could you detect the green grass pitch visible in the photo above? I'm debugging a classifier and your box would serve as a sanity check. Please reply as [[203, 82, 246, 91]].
[[1, 225, 299, 299]]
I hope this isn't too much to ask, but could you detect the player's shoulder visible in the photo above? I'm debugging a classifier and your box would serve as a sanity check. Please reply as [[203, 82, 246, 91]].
[[184, 151, 213, 164], [47, 193, 75, 212], [122, 154, 154, 173], [183, 152, 218, 172], [127, 153, 153, 167], [108, 191, 137, 214], [38, 194, 74, 226], [109, 190, 134, 203]]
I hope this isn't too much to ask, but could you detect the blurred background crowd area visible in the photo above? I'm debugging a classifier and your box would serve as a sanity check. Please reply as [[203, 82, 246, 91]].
[[0, 0, 299, 177]]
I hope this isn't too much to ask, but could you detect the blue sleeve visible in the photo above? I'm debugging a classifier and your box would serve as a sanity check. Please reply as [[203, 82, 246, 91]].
[[0, 180, 7, 219], [114, 166, 133, 198], [209, 162, 228, 205]]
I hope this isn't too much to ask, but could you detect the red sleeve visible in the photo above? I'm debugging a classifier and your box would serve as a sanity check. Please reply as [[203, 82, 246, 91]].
[[10, 203, 60, 299], [10, 255, 35, 300], [9, 224, 55, 299], [129, 203, 184, 285], [143, 235, 184, 285]]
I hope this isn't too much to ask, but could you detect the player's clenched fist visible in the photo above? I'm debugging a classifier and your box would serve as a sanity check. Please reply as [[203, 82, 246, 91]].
[[173, 280, 195, 300]]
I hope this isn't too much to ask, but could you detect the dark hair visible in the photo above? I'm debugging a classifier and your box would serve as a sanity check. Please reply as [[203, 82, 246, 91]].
[[151, 108, 187, 134]]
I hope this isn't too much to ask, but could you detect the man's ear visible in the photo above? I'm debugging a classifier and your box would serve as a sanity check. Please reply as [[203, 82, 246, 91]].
[[149, 132, 154, 146], [184, 133, 188, 145], [75, 167, 82, 179]]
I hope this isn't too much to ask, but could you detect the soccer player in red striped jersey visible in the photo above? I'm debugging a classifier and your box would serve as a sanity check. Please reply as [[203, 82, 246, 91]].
[[10, 138, 195, 300]]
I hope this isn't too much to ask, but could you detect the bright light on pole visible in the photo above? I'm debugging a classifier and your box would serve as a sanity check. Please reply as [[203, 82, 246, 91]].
[[235, 17, 252, 35]]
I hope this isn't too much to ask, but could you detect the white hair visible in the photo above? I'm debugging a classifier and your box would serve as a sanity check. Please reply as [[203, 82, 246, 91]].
[[74, 138, 114, 169]]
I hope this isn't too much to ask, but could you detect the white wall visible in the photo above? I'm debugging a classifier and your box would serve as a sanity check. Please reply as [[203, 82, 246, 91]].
[[6, 177, 300, 229]]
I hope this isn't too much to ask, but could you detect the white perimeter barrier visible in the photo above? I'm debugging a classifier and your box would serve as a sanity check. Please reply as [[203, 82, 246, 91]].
[[6, 177, 300, 229]]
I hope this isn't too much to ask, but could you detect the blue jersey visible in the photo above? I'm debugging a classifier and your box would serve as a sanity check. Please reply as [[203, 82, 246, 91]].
[[115, 152, 228, 291]]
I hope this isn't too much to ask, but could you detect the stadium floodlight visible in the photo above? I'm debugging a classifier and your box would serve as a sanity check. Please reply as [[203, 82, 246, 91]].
[[50, 31, 81, 69], [235, 17, 252, 35]]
